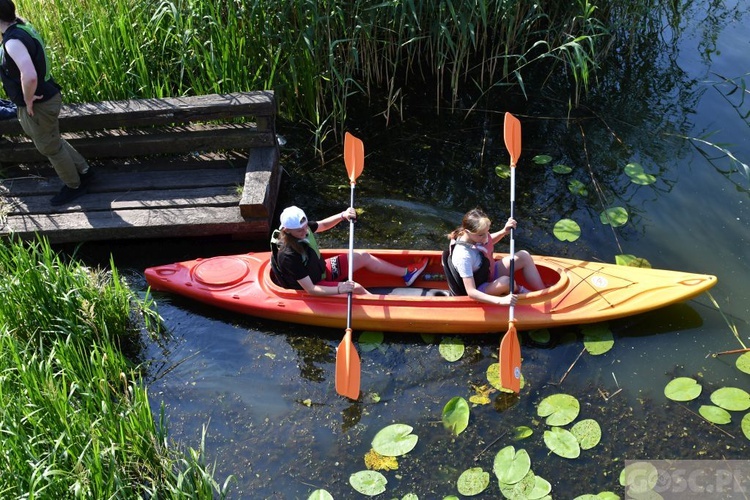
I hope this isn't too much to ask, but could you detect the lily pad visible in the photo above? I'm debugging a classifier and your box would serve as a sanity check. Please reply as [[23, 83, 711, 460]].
[[533, 154, 553, 164], [528, 475, 552, 499], [599, 207, 629, 227], [493, 446, 531, 485], [553, 164, 573, 174], [699, 405, 732, 424], [358, 331, 384, 352], [495, 164, 511, 179], [581, 324, 614, 355], [499, 470, 536, 498], [487, 362, 525, 392], [710, 387, 750, 411], [442, 397, 470, 436], [364, 449, 398, 471], [349, 470, 387, 496], [439, 337, 465, 362], [664, 377, 702, 402], [307, 489, 333, 500], [568, 179, 588, 196], [620, 461, 658, 493], [544, 427, 581, 459], [457, 467, 490, 496], [736, 352, 750, 375], [742, 413, 750, 440], [615, 254, 652, 268], [570, 419, 602, 449], [625, 162, 657, 185], [371, 424, 418, 457], [529, 329, 551, 344], [553, 219, 581, 242], [513, 425, 533, 440], [537, 393, 580, 426], [574, 493, 619, 500]]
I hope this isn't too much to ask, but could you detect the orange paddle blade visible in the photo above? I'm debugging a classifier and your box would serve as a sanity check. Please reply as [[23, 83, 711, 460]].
[[335, 328, 361, 400], [344, 132, 365, 183], [503, 113, 521, 167], [499, 322, 521, 393]]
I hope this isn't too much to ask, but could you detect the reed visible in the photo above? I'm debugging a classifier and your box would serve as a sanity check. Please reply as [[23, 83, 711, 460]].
[[0, 237, 231, 498]]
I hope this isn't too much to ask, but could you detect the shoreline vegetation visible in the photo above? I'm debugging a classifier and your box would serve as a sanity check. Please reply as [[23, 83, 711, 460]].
[[15, 0, 646, 157], [0, 237, 232, 497]]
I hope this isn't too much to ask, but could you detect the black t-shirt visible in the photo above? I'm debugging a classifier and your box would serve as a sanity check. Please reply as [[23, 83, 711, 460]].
[[1, 22, 60, 106], [274, 221, 327, 289]]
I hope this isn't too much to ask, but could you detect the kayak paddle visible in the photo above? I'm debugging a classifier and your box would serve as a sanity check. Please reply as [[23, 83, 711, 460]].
[[499, 112, 522, 394], [335, 132, 364, 400]]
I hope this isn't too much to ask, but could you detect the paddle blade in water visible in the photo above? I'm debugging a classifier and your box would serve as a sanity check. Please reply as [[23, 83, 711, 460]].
[[504, 113, 521, 167], [344, 132, 365, 182], [499, 323, 521, 393], [336, 328, 361, 400]]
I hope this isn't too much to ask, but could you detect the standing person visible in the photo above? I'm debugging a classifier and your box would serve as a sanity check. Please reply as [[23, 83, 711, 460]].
[[270, 205, 428, 295], [0, 0, 93, 206], [446, 208, 545, 305]]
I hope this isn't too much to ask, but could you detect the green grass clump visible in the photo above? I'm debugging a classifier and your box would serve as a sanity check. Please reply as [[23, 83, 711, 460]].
[[0, 237, 232, 498]]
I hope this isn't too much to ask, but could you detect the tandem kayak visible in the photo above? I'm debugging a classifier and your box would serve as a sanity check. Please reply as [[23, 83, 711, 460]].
[[144, 249, 717, 334]]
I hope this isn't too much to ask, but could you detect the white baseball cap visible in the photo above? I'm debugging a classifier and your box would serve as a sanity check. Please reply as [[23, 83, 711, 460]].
[[279, 206, 308, 230]]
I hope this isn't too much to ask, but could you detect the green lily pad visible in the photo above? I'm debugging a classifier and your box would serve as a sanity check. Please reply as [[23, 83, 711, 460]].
[[349, 470, 387, 496], [742, 413, 750, 440], [615, 254, 652, 268], [420, 333, 436, 344], [570, 419, 602, 449], [493, 446, 531, 485], [371, 424, 418, 457], [529, 329, 551, 344], [358, 331, 384, 352], [457, 467, 490, 496], [574, 493, 619, 500], [513, 425, 533, 440], [528, 475, 552, 499], [620, 461, 658, 493], [439, 336, 465, 362], [710, 387, 750, 411], [544, 427, 581, 459], [487, 362, 525, 392], [553, 164, 573, 174], [499, 469, 536, 498], [537, 393, 580, 426], [402, 494, 418, 500], [568, 179, 588, 196], [600, 207, 629, 227], [495, 164, 511, 179], [442, 397, 470, 436], [307, 489, 333, 500], [581, 323, 614, 355], [736, 352, 750, 375], [533, 154, 553, 164], [664, 377, 702, 402], [624, 162, 657, 185], [553, 219, 581, 242], [699, 405, 732, 424]]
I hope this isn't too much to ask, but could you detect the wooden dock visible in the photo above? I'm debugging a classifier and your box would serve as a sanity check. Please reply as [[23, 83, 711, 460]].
[[0, 91, 280, 243]]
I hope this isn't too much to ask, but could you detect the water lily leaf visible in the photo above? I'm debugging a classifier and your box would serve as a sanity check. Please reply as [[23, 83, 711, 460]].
[[537, 393, 580, 426], [442, 397, 470, 435], [599, 207, 629, 227], [469, 384, 494, 406], [457, 467, 490, 496], [307, 489, 333, 500], [529, 329, 551, 344], [544, 427, 581, 458], [574, 494, 619, 500], [625, 162, 657, 185], [581, 324, 614, 355], [615, 254, 652, 268], [528, 475, 552, 499], [358, 331, 383, 352], [492, 446, 531, 484], [499, 469, 536, 498], [402, 494, 418, 500], [349, 470, 387, 496], [364, 449, 398, 470], [553, 219, 581, 242], [513, 425, 533, 440], [439, 337, 465, 362], [742, 413, 750, 440], [443, 497, 459, 500], [495, 164, 511, 179], [699, 405, 731, 424], [371, 424, 418, 457], [533, 154, 553, 164], [420, 333, 436, 344], [710, 387, 750, 411], [568, 179, 588, 196], [664, 377, 702, 402], [736, 352, 750, 375], [620, 461, 658, 493], [570, 419, 602, 449], [486, 362, 525, 392], [553, 164, 573, 174]]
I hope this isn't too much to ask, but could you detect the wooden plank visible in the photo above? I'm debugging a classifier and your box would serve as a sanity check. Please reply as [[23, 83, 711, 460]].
[[0, 127, 275, 163], [2, 206, 269, 243], [240, 146, 280, 218], [0, 91, 276, 135]]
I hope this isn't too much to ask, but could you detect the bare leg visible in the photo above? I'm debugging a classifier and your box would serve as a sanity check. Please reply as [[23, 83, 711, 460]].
[[351, 251, 407, 277], [498, 250, 545, 290]]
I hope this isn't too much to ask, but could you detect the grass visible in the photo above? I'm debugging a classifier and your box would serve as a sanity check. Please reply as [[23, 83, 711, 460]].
[[0, 237, 232, 498]]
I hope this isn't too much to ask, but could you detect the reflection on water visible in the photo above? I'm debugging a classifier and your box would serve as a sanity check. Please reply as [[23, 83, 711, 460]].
[[71, 0, 750, 496]]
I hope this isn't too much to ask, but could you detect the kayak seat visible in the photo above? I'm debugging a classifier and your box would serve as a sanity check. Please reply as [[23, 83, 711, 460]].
[[441, 250, 466, 296]]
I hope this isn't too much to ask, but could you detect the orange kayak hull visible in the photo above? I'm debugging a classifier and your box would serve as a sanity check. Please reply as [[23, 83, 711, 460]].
[[144, 249, 717, 334]]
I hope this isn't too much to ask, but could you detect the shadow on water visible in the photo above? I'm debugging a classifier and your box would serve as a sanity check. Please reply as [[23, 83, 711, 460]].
[[61, 1, 750, 497]]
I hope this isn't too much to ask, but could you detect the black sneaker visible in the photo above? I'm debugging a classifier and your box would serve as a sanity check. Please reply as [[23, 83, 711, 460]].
[[50, 184, 88, 206], [79, 168, 95, 186]]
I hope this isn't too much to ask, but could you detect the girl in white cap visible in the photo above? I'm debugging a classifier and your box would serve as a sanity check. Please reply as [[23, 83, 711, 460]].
[[271, 205, 427, 295]]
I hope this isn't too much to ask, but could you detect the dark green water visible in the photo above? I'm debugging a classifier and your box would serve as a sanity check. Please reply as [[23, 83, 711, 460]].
[[78, 2, 750, 498]]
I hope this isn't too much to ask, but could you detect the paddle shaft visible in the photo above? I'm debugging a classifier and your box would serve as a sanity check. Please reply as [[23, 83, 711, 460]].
[[347, 181, 355, 329], [509, 162, 516, 318]]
